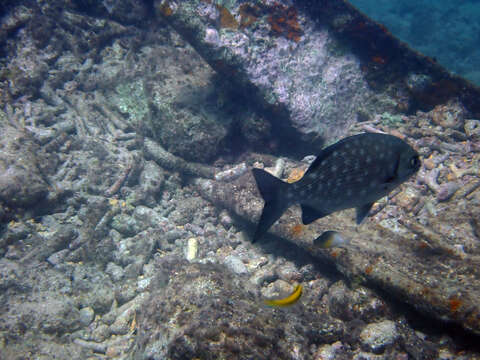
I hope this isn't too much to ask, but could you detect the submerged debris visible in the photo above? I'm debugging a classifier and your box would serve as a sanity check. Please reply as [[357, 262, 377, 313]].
[[215, 163, 247, 182]]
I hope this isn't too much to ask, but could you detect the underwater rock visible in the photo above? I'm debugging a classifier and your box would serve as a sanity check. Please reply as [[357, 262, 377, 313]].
[[110, 293, 148, 335], [430, 100, 466, 130], [185, 237, 198, 261], [155, 0, 385, 148], [79, 307, 95, 327], [314, 341, 345, 360], [168, 196, 207, 226], [155, 104, 230, 163], [133, 205, 167, 231], [215, 163, 248, 182], [0, 125, 51, 209], [275, 261, 303, 282], [223, 254, 248, 275], [46, 249, 70, 266], [219, 210, 234, 229], [359, 320, 398, 354], [134, 256, 344, 359], [106, 262, 125, 282], [135, 161, 165, 206], [140, 38, 233, 162], [0, 258, 23, 292], [112, 229, 156, 276], [26, 224, 78, 263], [98, 0, 151, 25], [464, 119, 480, 138], [238, 110, 272, 145], [111, 213, 141, 237]]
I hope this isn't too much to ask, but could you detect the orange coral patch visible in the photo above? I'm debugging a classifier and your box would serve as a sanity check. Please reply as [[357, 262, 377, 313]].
[[371, 55, 386, 65], [290, 224, 305, 238], [449, 297, 462, 313], [365, 265, 373, 274], [287, 168, 305, 183], [239, 4, 261, 29], [267, 3, 302, 42], [158, 2, 173, 17], [217, 5, 238, 29]]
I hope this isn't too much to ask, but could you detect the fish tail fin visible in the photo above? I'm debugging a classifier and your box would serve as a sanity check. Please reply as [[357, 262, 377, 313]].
[[252, 168, 290, 243]]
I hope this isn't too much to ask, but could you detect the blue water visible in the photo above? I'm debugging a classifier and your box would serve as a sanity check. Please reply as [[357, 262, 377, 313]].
[[348, 0, 480, 86]]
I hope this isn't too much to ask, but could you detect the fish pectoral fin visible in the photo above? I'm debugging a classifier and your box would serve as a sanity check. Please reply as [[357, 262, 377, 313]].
[[385, 154, 400, 183], [301, 205, 328, 225], [356, 202, 374, 224]]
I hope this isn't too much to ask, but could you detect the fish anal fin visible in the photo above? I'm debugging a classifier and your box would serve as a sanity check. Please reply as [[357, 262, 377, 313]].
[[301, 205, 328, 225], [356, 202, 374, 224]]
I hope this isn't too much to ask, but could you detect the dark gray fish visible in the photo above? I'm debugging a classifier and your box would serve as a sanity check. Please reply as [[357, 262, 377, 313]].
[[252, 133, 421, 243]]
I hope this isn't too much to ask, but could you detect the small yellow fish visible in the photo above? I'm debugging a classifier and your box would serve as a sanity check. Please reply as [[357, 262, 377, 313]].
[[264, 284, 303, 307], [314, 231, 349, 248]]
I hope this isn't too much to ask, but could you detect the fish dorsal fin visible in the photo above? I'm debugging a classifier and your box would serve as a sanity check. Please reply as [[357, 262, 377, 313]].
[[301, 205, 329, 225], [356, 202, 374, 224], [304, 143, 339, 175]]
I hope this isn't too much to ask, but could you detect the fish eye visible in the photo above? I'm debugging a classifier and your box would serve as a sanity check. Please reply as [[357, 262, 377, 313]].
[[409, 156, 420, 168]]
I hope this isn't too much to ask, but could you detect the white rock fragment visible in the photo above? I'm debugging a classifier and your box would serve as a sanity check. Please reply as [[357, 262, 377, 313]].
[[219, 210, 233, 229], [79, 307, 95, 327], [215, 163, 247, 181], [204, 28, 220, 45], [185, 237, 198, 261], [464, 119, 480, 137], [224, 255, 248, 275], [273, 158, 285, 178], [360, 320, 398, 354], [301, 155, 316, 165], [137, 276, 151, 292], [453, 244, 467, 258], [314, 341, 344, 360]]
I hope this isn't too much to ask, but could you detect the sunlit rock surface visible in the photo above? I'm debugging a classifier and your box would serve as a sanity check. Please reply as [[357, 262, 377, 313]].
[[154, 0, 391, 147]]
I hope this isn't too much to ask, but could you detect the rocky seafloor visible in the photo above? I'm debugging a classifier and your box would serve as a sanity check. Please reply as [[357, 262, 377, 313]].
[[1, 1, 480, 359]]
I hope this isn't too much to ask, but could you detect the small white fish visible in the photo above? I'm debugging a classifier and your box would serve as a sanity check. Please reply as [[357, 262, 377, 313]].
[[313, 231, 349, 248]]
